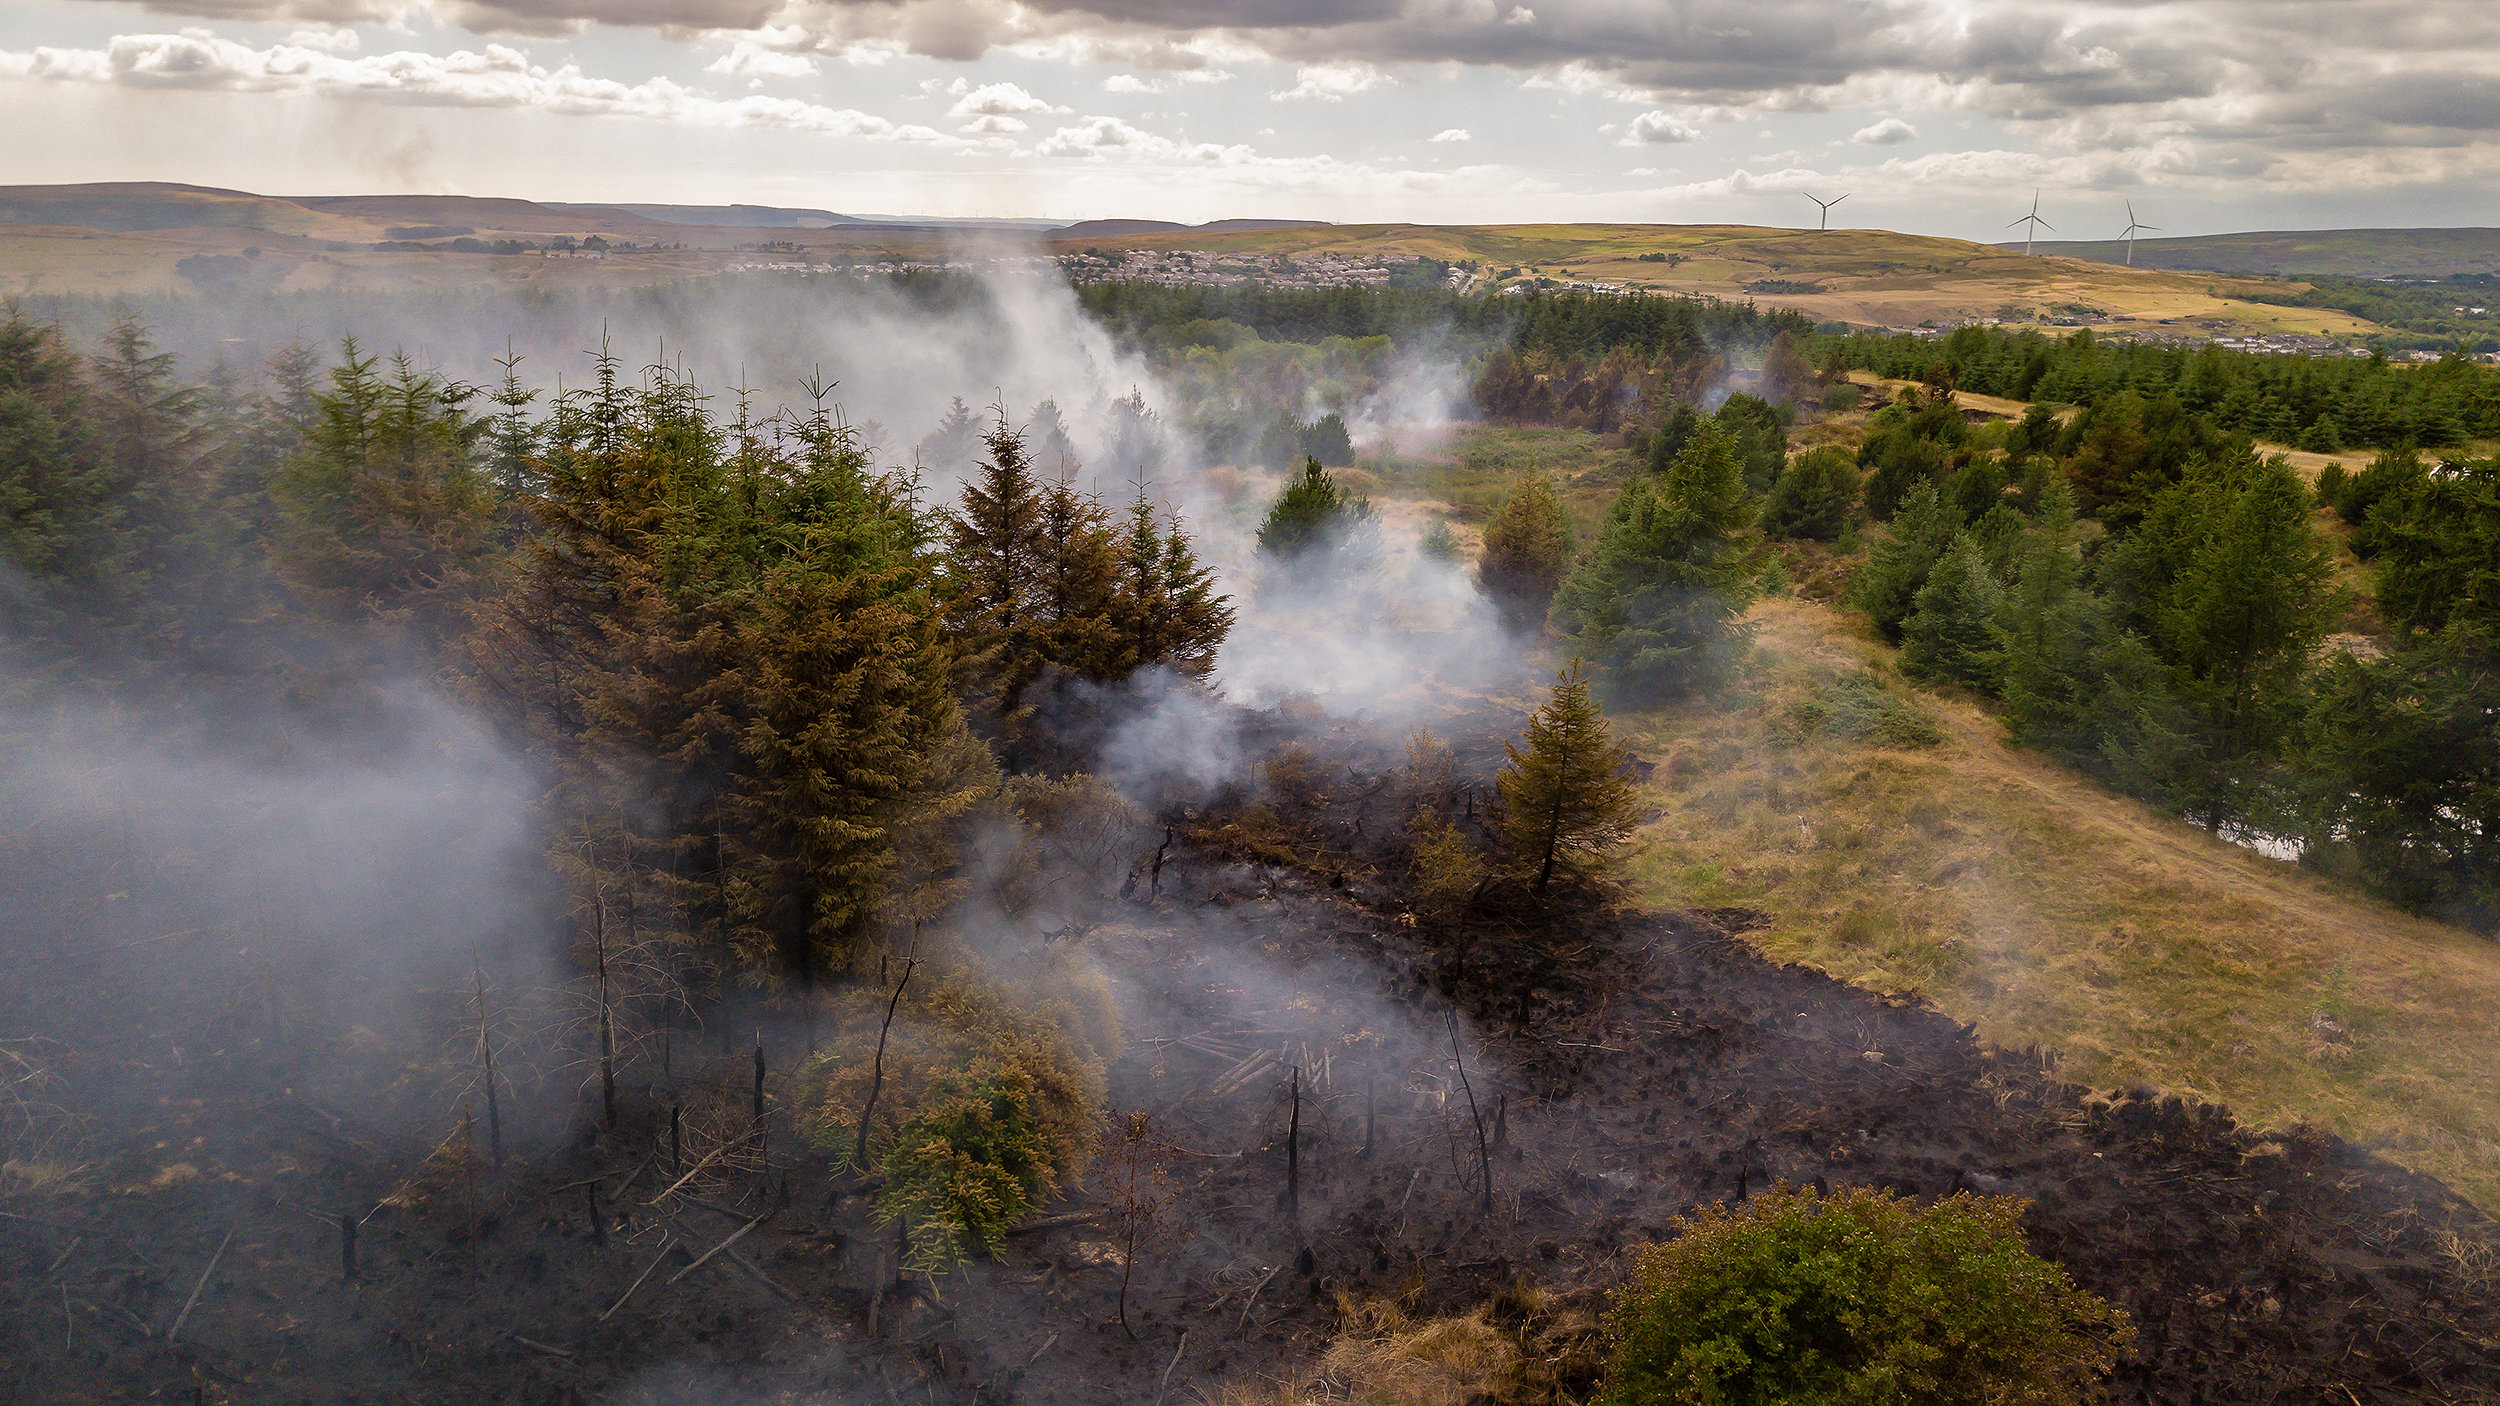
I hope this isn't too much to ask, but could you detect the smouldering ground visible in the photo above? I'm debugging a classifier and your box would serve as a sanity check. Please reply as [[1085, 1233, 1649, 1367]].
[[1617, 596, 2500, 1213]]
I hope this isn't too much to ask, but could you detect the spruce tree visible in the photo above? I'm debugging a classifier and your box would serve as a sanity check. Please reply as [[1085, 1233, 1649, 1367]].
[[1110, 490, 1231, 678], [1255, 456, 1375, 563], [270, 342, 496, 646], [1900, 535, 2004, 691], [1554, 421, 1757, 699], [1305, 412, 1354, 466], [944, 416, 1050, 724], [1477, 471, 1573, 631], [1497, 659, 1644, 895], [1759, 447, 1858, 541], [1848, 482, 1960, 640], [1035, 472, 1121, 679], [1995, 473, 2101, 749]]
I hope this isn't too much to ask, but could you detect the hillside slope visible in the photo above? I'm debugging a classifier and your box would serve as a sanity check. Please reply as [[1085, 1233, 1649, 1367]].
[[1620, 596, 2500, 1211], [2021, 228, 2500, 278], [1053, 221, 2380, 338]]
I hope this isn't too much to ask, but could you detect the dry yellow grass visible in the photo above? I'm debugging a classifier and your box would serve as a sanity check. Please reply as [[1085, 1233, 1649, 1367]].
[[1059, 222, 2379, 339], [1616, 597, 2500, 1211]]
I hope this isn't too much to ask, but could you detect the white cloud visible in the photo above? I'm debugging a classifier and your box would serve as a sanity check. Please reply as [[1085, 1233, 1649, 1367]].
[[1037, 114, 1170, 157], [0, 31, 944, 142], [1269, 62, 1389, 103], [704, 40, 815, 79], [282, 28, 358, 53], [1851, 116, 1917, 145], [1621, 109, 1698, 144], [1428, 127, 1470, 142], [1504, 7, 1536, 24], [946, 80, 1063, 119], [1102, 68, 1231, 94], [958, 112, 1025, 133]]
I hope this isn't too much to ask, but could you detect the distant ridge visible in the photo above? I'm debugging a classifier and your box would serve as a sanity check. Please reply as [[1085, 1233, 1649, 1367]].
[[552, 202, 874, 229], [1052, 217, 1330, 238], [2007, 228, 2500, 279]]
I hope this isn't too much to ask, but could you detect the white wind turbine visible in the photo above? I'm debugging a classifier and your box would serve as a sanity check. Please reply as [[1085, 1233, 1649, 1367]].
[[2008, 189, 2053, 257], [1801, 191, 1849, 231], [2120, 201, 2159, 265]]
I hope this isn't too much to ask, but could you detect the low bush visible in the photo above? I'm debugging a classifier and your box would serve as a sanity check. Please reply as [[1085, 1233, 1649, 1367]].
[[1596, 1183, 2130, 1406], [793, 961, 1110, 1274]]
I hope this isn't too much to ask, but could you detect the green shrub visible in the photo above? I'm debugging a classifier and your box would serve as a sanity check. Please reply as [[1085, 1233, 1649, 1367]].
[[1784, 674, 1943, 750], [1596, 1184, 2130, 1406], [793, 961, 1109, 1275]]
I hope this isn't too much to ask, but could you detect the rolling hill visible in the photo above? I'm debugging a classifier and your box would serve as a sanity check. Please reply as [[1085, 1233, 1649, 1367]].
[[2016, 227, 2500, 278]]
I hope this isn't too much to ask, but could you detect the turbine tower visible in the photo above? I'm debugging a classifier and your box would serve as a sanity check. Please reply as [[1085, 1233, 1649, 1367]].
[[1802, 191, 1849, 231], [2008, 189, 2054, 257], [2120, 201, 2159, 266]]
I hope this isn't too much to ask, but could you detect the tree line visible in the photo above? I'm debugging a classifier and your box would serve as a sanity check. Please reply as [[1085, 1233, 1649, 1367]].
[[1818, 324, 2500, 451], [1448, 348, 2496, 927], [0, 310, 1231, 987]]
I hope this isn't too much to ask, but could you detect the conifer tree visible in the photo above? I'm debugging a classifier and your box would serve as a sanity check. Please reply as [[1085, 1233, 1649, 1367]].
[[1554, 420, 1758, 698], [1848, 481, 1960, 640], [269, 342, 496, 646], [916, 396, 983, 476], [1110, 489, 1231, 678], [1995, 473, 2101, 748], [1305, 411, 1354, 466], [1035, 471, 1121, 678], [1759, 446, 1858, 541], [1497, 659, 1643, 894], [724, 411, 987, 981], [1900, 536, 2004, 691], [1646, 402, 1703, 475], [945, 416, 1050, 724], [0, 313, 110, 618], [1477, 471, 1572, 631], [1255, 455, 1375, 563]]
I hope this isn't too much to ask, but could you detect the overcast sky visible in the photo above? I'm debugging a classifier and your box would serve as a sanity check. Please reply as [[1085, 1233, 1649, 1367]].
[[4, 0, 2496, 239]]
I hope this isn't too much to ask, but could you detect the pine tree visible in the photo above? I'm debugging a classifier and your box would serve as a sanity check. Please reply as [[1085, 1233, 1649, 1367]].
[[1477, 471, 1572, 631], [269, 342, 496, 646], [0, 312, 111, 621], [1305, 412, 1354, 466], [1847, 482, 1960, 640], [1646, 402, 1703, 474], [1255, 456, 1375, 563], [1497, 659, 1644, 895], [944, 416, 1050, 725], [1555, 421, 1758, 699], [1759, 446, 1858, 541], [916, 396, 983, 477], [1034, 471, 1121, 679], [1110, 489, 1231, 678], [2299, 624, 2500, 926], [1995, 473, 2101, 749], [1900, 535, 2004, 691], [725, 418, 988, 981]]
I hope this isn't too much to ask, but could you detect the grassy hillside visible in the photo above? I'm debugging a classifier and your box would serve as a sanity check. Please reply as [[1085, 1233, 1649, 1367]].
[[1621, 598, 2500, 1213], [1358, 421, 2500, 1213], [2024, 228, 2500, 279], [1055, 222, 2382, 338]]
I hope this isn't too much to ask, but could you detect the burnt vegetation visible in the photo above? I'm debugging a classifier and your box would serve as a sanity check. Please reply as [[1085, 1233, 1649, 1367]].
[[2, 284, 2499, 1406]]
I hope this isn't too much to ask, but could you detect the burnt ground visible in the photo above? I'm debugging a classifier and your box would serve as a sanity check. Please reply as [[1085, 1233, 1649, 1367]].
[[5, 707, 2500, 1406]]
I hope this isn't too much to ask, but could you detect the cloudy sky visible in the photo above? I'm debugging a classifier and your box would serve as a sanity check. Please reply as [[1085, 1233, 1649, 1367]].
[[3, 0, 2496, 239]]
